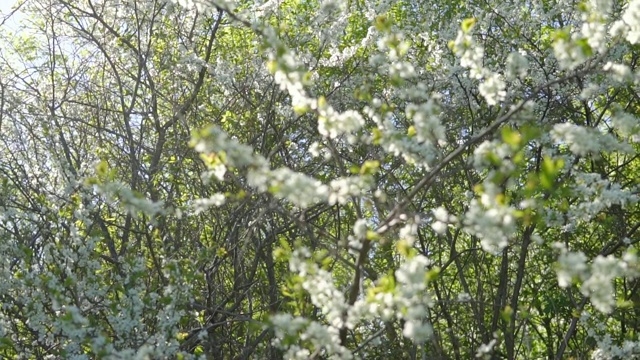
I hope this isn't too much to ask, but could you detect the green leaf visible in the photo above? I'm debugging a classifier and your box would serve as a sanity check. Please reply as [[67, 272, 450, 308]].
[[501, 305, 514, 322], [540, 157, 564, 189], [360, 160, 380, 175], [616, 299, 634, 309], [407, 125, 416, 138], [96, 160, 108, 177], [426, 267, 441, 282], [0, 337, 15, 350], [366, 230, 380, 241], [501, 126, 522, 148], [461, 18, 477, 33], [375, 15, 391, 32], [553, 29, 571, 41], [575, 38, 593, 57], [372, 128, 383, 145], [194, 345, 204, 355]]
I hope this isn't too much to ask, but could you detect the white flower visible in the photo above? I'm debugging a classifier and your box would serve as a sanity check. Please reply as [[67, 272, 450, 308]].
[[396, 255, 431, 290], [431, 206, 456, 234], [478, 73, 506, 106], [611, 111, 640, 141], [318, 109, 365, 139], [589, 0, 613, 17], [463, 184, 517, 254], [581, 255, 621, 313], [328, 176, 372, 205], [435, 206, 458, 223], [389, 61, 416, 79], [399, 222, 418, 246], [431, 221, 448, 234], [582, 22, 607, 53], [476, 339, 497, 358], [622, 0, 640, 44], [192, 193, 226, 214], [211, 163, 226, 180], [268, 168, 329, 208], [551, 123, 633, 156], [308, 142, 322, 157], [506, 51, 529, 79], [603, 62, 634, 83], [452, 30, 484, 79], [556, 250, 588, 288], [283, 345, 311, 360], [405, 98, 447, 144], [353, 219, 368, 240], [402, 320, 433, 343], [553, 38, 588, 70]]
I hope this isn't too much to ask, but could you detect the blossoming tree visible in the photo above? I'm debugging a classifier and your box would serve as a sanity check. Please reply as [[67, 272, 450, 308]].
[[0, 0, 639, 358]]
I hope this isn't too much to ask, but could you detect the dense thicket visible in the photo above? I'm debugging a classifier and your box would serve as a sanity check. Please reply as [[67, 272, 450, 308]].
[[0, 0, 639, 358]]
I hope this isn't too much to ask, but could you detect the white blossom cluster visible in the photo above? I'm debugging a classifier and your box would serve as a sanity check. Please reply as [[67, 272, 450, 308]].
[[476, 337, 498, 359], [1, 220, 197, 359], [591, 342, 640, 359], [270, 313, 353, 360], [582, 22, 608, 53], [272, 65, 315, 112], [356, 254, 434, 343], [551, 123, 634, 157], [602, 61, 636, 83], [308, 141, 332, 160], [288, 248, 350, 329], [555, 243, 639, 313], [253, 167, 330, 208], [347, 219, 368, 256], [451, 27, 484, 80], [382, 134, 441, 168], [431, 206, 458, 235], [463, 183, 517, 254], [272, 244, 435, 356], [587, 318, 640, 359], [398, 219, 419, 246], [194, 126, 373, 208], [552, 36, 591, 70], [192, 193, 226, 214], [621, 0, 640, 44], [95, 181, 165, 217], [405, 98, 446, 145], [469, 138, 521, 252], [394, 255, 434, 342], [318, 108, 366, 140], [611, 110, 640, 142], [192, 126, 268, 175], [473, 139, 517, 174], [551, 0, 640, 70], [567, 172, 639, 222], [266, 36, 371, 142], [314, 0, 350, 46], [505, 51, 529, 80], [271, 248, 354, 359], [450, 23, 507, 105], [478, 74, 507, 106], [319, 43, 360, 68], [328, 176, 374, 205], [376, 32, 411, 62]]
